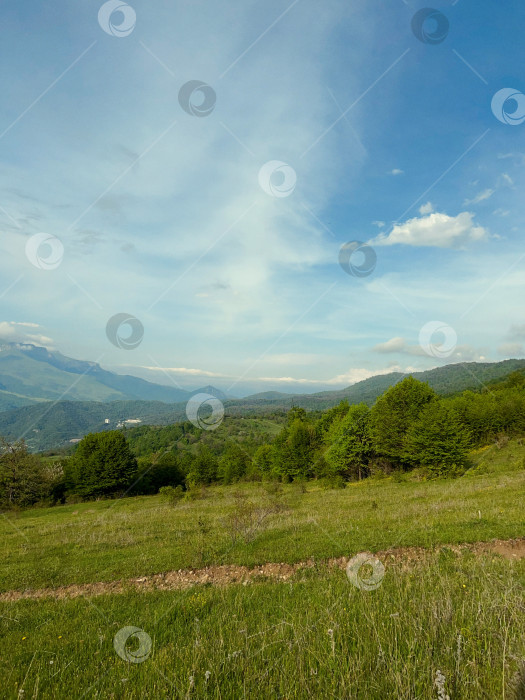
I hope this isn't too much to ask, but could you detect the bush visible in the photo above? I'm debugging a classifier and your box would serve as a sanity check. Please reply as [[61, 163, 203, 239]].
[[318, 475, 346, 490], [183, 483, 207, 501], [225, 491, 282, 544], [159, 485, 184, 506]]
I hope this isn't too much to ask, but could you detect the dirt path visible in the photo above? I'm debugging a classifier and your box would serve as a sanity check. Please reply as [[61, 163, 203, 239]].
[[1, 537, 524, 602]]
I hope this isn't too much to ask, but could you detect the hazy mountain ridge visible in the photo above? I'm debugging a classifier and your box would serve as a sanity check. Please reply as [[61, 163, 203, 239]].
[[238, 360, 525, 411], [0, 343, 225, 408]]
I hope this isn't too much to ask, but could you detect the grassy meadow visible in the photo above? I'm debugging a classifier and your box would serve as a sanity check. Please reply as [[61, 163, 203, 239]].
[[2, 555, 524, 699], [1, 441, 524, 592], [0, 440, 524, 698]]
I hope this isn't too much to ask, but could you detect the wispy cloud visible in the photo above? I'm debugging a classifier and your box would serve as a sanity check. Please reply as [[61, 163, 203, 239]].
[[464, 188, 495, 205]]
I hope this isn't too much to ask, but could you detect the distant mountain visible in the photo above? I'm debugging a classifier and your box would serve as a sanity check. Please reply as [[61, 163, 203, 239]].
[[2, 357, 524, 452], [229, 360, 525, 413], [0, 343, 224, 408], [194, 385, 229, 401], [243, 391, 295, 400]]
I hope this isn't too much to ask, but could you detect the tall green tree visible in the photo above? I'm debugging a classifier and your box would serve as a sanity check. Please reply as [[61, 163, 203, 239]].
[[369, 377, 436, 468], [0, 438, 50, 507], [217, 443, 251, 484], [131, 452, 185, 494], [253, 444, 273, 477], [67, 431, 137, 498], [324, 403, 372, 480], [315, 400, 351, 439], [271, 415, 317, 481], [405, 401, 472, 477], [186, 445, 219, 485]]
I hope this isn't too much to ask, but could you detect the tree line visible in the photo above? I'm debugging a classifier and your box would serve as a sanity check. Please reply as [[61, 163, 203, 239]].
[[2, 371, 525, 508]]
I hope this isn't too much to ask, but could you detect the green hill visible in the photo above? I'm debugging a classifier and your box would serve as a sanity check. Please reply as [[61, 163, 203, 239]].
[[0, 400, 187, 452]]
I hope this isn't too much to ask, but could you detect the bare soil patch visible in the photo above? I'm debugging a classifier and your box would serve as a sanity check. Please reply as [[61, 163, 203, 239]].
[[1, 537, 523, 602]]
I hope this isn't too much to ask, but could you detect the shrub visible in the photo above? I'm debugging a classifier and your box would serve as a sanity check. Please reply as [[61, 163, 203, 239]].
[[318, 475, 346, 490], [225, 491, 281, 544], [159, 485, 184, 505]]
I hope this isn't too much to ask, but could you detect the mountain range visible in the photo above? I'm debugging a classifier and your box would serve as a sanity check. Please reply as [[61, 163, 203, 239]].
[[0, 342, 228, 411], [0, 341, 524, 451]]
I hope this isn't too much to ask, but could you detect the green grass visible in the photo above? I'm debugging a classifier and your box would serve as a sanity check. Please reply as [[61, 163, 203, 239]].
[[1, 441, 524, 593], [1, 554, 524, 699], [1, 441, 524, 698]]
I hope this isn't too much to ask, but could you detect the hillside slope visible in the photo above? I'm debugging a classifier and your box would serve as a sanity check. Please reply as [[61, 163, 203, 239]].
[[0, 400, 186, 451]]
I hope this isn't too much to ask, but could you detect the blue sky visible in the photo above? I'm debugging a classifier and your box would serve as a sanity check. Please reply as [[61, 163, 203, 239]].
[[1, 0, 524, 396]]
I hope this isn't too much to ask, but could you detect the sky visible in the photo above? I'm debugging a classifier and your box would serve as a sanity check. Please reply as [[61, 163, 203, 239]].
[[1, 0, 525, 397]]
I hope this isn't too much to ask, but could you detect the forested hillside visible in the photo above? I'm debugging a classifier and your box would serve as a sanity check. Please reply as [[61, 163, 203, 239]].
[[2, 367, 525, 508]]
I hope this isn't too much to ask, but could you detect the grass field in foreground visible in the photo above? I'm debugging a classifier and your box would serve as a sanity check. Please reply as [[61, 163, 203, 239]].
[[1, 553, 524, 699], [1, 441, 524, 593]]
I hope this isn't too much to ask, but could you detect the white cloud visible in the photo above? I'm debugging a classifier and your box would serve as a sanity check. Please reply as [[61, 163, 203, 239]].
[[326, 367, 396, 385], [419, 202, 434, 215], [372, 337, 408, 354], [372, 336, 487, 362], [0, 0, 372, 367], [389, 168, 404, 176], [142, 366, 226, 378], [464, 173, 513, 206], [370, 211, 489, 249], [0, 321, 54, 347], [257, 366, 396, 387], [464, 188, 495, 205]]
